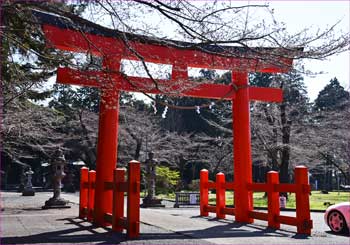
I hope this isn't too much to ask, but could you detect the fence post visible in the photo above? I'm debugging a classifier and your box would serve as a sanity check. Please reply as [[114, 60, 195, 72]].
[[216, 172, 226, 219], [295, 166, 312, 235], [112, 168, 125, 232], [200, 169, 209, 216], [127, 160, 140, 239], [79, 167, 89, 219], [88, 170, 96, 222], [267, 171, 280, 229]]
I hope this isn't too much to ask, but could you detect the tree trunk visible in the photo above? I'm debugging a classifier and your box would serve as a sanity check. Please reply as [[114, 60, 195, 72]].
[[78, 111, 97, 166], [263, 106, 279, 170], [279, 102, 292, 198], [134, 138, 142, 160]]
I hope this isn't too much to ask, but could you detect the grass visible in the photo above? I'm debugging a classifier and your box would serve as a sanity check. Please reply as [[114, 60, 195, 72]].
[[156, 191, 350, 210]]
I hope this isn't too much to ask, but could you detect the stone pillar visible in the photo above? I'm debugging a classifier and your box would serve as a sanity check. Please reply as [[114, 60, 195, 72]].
[[22, 167, 35, 196], [42, 148, 70, 209], [141, 152, 164, 208]]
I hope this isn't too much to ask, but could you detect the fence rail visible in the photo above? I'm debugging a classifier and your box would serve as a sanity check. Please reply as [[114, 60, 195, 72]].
[[200, 166, 313, 235], [79, 161, 141, 239]]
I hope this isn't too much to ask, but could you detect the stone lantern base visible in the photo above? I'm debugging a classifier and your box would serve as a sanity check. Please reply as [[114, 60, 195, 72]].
[[141, 197, 165, 208], [22, 188, 35, 196], [42, 197, 71, 209]]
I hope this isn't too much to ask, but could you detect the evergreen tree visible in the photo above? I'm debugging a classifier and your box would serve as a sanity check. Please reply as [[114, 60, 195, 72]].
[[1, 2, 86, 109], [315, 78, 349, 110], [250, 71, 310, 185], [1, 2, 89, 182]]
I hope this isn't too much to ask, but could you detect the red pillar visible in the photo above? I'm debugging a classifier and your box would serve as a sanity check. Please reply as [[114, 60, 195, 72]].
[[200, 169, 209, 216], [94, 56, 120, 226], [88, 170, 96, 222], [112, 168, 125, 232], [127, 160, 141, 239], [79, 167, 89, 219], [295, 166, 312, 235], [232, 71, 253, 223], [267, 171, 280, 229], [216, 172, 226, 219]]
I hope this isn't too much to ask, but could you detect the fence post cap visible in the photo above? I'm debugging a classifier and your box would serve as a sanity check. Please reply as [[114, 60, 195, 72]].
[[88, 170, 96, 173], [115, 167, 126, 170], [129, 160, 140, 164], [267, 171, 279, 174], [200, 169, 208, 172], [216, 172, 225, 176], [295, 165, 307, 169], [81, 166, 89, 170]]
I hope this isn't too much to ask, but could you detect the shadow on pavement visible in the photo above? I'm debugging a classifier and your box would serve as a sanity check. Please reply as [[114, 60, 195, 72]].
[[0, 215, 320, 245], [1, 217, 211, 245], [188, 215, 308, 239], [324, 230, 350, 237]]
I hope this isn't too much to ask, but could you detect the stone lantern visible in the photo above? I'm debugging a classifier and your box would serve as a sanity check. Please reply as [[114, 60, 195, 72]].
[[42, 148, 70, 209], [141, 151, 164, 208], [22, 167, 35, 196]]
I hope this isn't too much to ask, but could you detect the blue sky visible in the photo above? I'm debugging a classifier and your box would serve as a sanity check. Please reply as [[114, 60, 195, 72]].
[[125, 0, 350, 101], [262, 1, 349, 100]]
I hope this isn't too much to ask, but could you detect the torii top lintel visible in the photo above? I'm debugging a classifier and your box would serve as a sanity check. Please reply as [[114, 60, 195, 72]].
[[34, 10, 302, 102]]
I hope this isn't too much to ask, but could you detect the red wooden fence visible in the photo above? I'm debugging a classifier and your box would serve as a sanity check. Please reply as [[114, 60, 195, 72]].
[[79, 160, 140, 239], [200, 166, 313, 235]]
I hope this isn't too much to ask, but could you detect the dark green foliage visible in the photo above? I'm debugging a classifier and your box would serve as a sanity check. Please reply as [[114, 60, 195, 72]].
[[1, 2, 76, 109], [49, 85, 100, 115], [314, 78, 349, 110]]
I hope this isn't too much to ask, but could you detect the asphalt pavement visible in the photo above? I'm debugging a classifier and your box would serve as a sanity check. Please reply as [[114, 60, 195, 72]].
[[1, 191, 349, 244]]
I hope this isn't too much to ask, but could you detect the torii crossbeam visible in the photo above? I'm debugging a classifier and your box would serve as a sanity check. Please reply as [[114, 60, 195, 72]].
[[35, 10, 301, 227]]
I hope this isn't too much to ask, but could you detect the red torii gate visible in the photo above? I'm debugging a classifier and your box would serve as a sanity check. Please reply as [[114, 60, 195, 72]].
[[35, 11, 300, 227]]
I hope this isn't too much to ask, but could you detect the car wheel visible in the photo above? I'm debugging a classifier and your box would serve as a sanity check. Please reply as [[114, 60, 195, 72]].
[[327, 210, 348, 233]]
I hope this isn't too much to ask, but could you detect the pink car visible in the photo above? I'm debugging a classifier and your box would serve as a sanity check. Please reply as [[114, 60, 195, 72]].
[[324, 202, 350, 234]]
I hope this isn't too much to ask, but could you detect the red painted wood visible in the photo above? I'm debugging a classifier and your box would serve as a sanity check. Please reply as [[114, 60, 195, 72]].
[[43, 24, 293, 73], [276, 215, 298, 226], [232, 72, 253, 223], [248, 183, 270, 192], [249, 87, 283, 103], [57, 67, 107, 87], [275, 183, 297, 193], [127, 160, 141, 239], [267, 171, 280, 229], [216, 172, 226, 219], [57, 67, 237, 100], [200, 169, 209, 217], [207, 182, 216, 189], [249, 211, 268, 221], [57, 67, 284, 103], [79, 167, 89, 219], [224, 182, 235, 190], [113, 168, 125, 232], [93, 57, 120, 227], [295, 166, 312, 235], [223, 207, 235, 215], [204, 205, 216, 213], [87, 170, 96, 222], [40, 19, 307, 236]]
